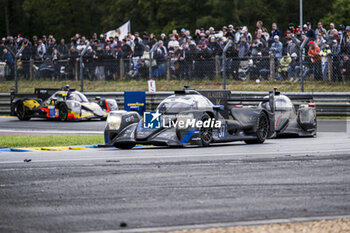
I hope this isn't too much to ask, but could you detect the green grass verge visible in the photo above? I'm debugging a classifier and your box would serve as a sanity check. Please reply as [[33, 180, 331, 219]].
[[1, 79, 350, 93], [0, 135, 104, 148]]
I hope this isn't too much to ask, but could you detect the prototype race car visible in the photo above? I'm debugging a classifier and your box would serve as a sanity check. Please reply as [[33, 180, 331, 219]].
[[104, 87, 276, 149], [259, 90, 317, 137], [12, 86, 118, 121]]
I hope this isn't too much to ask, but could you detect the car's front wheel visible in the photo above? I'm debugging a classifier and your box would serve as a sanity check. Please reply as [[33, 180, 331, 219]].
[[245, 111, 269, 144], [58, 104, 68, 121], [16, 101, 31, 121], [200, 113, 213, 147]]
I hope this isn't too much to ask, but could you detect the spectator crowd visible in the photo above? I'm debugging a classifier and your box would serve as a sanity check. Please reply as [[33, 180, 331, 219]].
[[2, 20, 350, 82]]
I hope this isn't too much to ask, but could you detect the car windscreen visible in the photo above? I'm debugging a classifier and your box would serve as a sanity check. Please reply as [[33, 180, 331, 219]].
[[157, 101, 195, 114], [275, 96, 293, 110], [67, 92, 88, 102]]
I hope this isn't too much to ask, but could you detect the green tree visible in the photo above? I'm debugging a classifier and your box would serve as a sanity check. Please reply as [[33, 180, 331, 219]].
[[322, 0, 350, 26]]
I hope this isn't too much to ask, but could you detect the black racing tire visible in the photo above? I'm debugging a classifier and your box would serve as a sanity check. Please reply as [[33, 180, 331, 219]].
[[114, 143, 135, 150], [16, 101, 31, 121], [245, 111, 269, 144], [199, 113, 213, 147], [58, 104, 68, 121]]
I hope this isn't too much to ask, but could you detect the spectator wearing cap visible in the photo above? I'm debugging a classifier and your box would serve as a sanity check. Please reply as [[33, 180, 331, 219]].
[[237, 35, 250, 58], [119, 39, 132, 74], [278, 52, 292, 80], [288, 53, 300, 81], [234, 26, 242, 44], [295, 27, 303, 41], [180, 28, 187, 44], [160, 33, 168, 49], [285, 23, 296, 37], [307, 40, 322, 80], [197, 33, 209, 48], [315, 22, 327, 37], [269, 35, 283, 62], [250, 52, 270, 80], [225, 25, 235, 40], [320, 40, 331, 80], [331, 39, 341, 81], [306, 22, 316, 40], [286, 36, 300, 57]]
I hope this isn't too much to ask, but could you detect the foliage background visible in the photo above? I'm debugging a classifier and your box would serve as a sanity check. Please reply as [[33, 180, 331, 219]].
[[1, 0, 348, 40]]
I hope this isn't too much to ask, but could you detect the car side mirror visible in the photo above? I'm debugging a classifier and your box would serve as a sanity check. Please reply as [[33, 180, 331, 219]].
[[95, 96, 101, 101], [213, 105, 224, 111]]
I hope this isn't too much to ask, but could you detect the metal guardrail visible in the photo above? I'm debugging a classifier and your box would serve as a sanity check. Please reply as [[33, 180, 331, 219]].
[[1, 92, 349, 116]]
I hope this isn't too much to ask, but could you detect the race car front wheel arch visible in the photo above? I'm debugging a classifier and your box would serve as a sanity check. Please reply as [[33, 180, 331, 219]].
[[58, 104, 68, 121], [245, 111, 269, 144], [16, 101, 31, 121]]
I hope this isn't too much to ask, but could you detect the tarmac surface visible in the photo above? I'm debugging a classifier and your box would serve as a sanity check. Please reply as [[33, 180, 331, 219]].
[[0, 118, 349, 232]]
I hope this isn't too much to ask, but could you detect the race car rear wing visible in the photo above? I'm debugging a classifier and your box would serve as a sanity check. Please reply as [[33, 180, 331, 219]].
[[198, 90, 231, 119]]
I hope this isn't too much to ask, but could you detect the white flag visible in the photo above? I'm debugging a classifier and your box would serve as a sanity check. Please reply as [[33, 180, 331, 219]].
[[105, 20, 131, 40]]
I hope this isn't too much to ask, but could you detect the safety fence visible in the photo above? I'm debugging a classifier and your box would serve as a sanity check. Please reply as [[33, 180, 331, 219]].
[[1, 54, 350, 85], [1, 91, 349, 116]]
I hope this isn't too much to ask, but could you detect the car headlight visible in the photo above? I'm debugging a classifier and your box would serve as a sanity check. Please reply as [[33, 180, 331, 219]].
[[107, 114, 122, 130]]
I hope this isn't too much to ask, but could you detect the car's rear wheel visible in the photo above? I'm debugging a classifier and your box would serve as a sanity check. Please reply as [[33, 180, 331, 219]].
[[114, 143, 135, 149], [16, 101, 31, 121], [200, 113, 213, 147], [58, 104, 68, 121], [245, 111, 269, 144]]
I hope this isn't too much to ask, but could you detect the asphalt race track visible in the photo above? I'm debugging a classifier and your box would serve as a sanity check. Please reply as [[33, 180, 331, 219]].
[[0, 118, 349, 232], [0, 117, 348, 134], [0, 117, 105, 135]]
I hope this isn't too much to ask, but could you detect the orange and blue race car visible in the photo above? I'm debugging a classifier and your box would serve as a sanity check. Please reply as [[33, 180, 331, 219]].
[[11, 86, 118, 121]]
